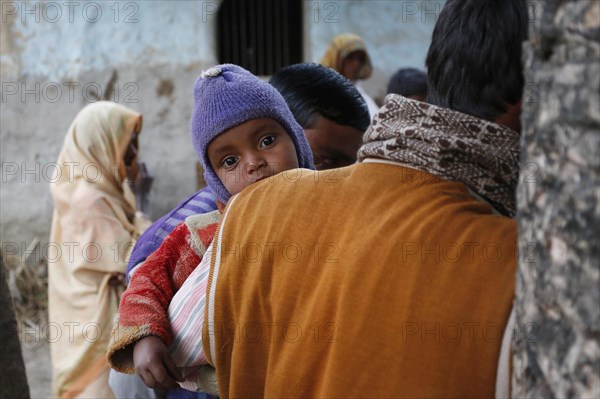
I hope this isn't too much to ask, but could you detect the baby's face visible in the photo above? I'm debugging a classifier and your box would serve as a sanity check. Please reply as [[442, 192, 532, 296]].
[[208, 118, 299, 196]]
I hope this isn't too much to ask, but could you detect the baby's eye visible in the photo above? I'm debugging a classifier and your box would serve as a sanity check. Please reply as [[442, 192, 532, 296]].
[[260, 135, 277, 148], [222, 156, 238, 168]]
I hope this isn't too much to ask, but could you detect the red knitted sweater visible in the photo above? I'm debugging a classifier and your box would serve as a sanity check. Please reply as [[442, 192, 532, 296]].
[[107, 210, 221, 373]]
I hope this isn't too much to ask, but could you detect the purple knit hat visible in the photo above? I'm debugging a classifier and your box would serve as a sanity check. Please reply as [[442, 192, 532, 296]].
[[191, 64, 314, 203]]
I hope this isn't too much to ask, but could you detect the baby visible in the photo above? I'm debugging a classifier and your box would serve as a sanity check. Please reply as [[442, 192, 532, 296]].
[[107, 64, 314, 395]]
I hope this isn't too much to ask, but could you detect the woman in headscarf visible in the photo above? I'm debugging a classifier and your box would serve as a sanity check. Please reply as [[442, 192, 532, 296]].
[[320, 33, 379, 117], [48, 101, 151, 398]]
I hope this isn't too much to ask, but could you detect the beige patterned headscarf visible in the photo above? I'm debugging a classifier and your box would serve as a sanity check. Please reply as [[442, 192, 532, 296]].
[[48, 101, 145, 398], [50, 101, 142, 227], [320, 33, 373, 80], [359, 95, 520, 217]]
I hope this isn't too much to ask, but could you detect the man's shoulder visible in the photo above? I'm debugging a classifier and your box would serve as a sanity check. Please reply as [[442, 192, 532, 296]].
[[252, 165, 366, 191], [235, 163, 442, 205]]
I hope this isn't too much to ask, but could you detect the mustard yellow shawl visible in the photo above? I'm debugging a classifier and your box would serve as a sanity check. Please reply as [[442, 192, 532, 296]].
[[204, 164, 517, 397]]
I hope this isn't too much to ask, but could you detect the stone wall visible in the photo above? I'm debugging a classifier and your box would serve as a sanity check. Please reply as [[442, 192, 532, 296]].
[[514, 0, 600, 397]]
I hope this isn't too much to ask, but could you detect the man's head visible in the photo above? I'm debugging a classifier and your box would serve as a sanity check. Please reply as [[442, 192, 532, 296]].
[[190, 64, 314, 203], [270, 63, 370, 169], [425, 0, 528, 131], [387, 68, 428, 102]]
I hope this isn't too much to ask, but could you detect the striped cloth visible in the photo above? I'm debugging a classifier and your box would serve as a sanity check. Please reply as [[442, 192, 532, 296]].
[[127, 187, 217, 282], [168, 242, 213, 390]]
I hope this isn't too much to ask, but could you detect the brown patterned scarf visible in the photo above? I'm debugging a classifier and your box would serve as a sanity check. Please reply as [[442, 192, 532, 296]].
[[358, 95, 520, 217]]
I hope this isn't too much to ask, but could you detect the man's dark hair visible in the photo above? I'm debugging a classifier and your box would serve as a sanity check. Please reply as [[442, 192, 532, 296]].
[[269, 63, 370, 132], [387, 68, 428, 97], [426, 0, 528, 121]]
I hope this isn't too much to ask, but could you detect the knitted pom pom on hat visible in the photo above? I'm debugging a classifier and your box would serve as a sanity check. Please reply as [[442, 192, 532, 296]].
[[191, 64, 314, 204]]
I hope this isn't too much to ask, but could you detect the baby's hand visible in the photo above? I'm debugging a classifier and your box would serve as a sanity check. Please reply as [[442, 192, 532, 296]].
[[133, 335, 183, 390]]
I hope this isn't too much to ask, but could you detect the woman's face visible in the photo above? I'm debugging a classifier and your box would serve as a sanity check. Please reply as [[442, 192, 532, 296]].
[[341, 50, 366, 81], [124, 128, 140, 166]]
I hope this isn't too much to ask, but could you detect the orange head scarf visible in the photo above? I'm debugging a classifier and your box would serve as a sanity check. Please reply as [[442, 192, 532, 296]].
[[320, 33, 373, 80]]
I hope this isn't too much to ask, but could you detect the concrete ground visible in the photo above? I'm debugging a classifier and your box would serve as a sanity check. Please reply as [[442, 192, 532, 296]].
[[22, 340, 52, 398]]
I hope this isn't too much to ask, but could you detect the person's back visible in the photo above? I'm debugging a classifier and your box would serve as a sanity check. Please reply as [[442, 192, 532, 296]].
[[202, 0, 528, 395], [204, 155, 516, 398]]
